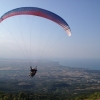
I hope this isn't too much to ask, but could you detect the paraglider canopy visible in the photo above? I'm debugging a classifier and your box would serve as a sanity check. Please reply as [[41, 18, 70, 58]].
[[0, 7, 72, 72], [0, 7, 71, 36]]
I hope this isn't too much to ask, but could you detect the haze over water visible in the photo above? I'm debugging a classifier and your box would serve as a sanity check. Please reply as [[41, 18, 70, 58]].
[[59, 59, 100, 70]]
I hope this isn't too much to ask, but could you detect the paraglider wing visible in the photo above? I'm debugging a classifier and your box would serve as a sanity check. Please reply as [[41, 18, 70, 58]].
[[0, 7, 71, 36]]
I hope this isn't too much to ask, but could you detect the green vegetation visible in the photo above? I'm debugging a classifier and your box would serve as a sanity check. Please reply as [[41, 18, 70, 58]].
[[0, 91, 100, 100]]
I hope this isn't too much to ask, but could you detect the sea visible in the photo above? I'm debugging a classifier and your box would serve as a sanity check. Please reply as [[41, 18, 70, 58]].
[[59, 59, 100, 70], [0, 58, 100, 70]]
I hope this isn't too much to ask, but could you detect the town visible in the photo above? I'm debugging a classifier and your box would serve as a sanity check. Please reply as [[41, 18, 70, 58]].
[[0, 59, 100, 95]]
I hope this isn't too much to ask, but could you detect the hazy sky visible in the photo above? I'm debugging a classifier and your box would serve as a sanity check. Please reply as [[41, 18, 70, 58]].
[[0, 0, 100, 61]]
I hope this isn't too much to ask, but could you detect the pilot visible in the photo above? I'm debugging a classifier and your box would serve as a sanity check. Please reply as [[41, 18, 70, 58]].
[[29, 66, 37, 77]]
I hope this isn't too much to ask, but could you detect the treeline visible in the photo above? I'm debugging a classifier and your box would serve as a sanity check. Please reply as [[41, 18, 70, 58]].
[[0, 92, 68, 100], [0, 91, 100, 100], [74, 92, 100, 100]]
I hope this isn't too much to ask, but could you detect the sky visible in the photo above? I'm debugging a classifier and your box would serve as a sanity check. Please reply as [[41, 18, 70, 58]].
[[0, 0, 100, 64]]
